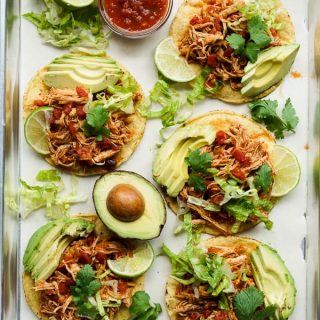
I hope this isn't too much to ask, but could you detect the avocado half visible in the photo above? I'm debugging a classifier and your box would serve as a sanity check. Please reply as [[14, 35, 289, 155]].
[[93, 171, 166, 240]]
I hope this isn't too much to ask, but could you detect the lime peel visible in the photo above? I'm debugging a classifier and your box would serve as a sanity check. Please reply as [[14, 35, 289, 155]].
[[24, 106, 53, 155], [107, 241, 154, 278], [271, 145, 300, 197], [154, 37, 196, 83]]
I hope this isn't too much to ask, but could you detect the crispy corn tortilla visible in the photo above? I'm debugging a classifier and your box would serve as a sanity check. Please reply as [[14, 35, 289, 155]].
[[163, 110, 275, 236], [170, 0, 296, 104], [165, 236, 260, 320], [23, 53, 146, 176], [23, 214, 144, 320]]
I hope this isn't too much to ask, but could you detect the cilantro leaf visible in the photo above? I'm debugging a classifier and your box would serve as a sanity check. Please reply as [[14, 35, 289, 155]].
[[233, 286, 264, 320], [244, 42, 261, 63], [253, 305, 278, 320], [83, 105, 110, 141], [248, 99, 299, 139], [282, 98, 299, 132], [227, 15, 272, 63], [185, 149, 213, 173], [248, 16, 271, 48], [71, 265, 101, 319], [226, 33, 246, 55], [254, 164, 273, 194], [188, 173, 207, 192], [129, 291, 162, 320]]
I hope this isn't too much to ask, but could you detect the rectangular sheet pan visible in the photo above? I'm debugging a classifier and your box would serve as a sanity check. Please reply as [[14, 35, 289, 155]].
[[0, 0, 319, 319]]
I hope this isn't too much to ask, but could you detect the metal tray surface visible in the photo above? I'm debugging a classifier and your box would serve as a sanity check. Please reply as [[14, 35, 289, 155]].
[[0, 0, 319, 319]]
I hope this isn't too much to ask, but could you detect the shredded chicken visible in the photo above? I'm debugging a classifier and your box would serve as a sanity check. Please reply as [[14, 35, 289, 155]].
[[179, 123, 274, 231], [178, 0, 277, 91], [45, 88, 89, 105], [173, 244, 254, 320], [178, 0, 247, 90], [33, 86, 137, 169], [33, 236, 136, 320]]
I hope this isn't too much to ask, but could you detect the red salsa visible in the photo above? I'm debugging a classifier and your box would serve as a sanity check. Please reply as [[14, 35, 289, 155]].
[[104, 0, 169, 32]]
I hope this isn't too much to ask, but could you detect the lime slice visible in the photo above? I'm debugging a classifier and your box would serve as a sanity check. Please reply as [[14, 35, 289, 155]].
[[55, 0, 94, 9], [154, 37, 196, 82], [24, 107, 52, 155], [107, 241, 154, 278], [271, 145, 300, 197]]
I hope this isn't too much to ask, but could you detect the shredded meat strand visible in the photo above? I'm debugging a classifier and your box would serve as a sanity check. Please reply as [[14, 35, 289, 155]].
[[33, 236, 136, 320]]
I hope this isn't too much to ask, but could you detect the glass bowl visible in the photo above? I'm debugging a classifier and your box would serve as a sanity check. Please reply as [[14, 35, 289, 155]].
[[98, 0, 173, 39]]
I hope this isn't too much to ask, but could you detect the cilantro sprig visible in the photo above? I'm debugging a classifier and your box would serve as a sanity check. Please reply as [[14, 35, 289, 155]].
[[248, 98, 299, 139], [254, 164, 273, 194], [233, 286, 277, 320], [129, 291, 162, 320], [83, 105, 110, 141], [185, 149, 213, 191], [227, 16, 272, 63], [71, 264, 101, 319]]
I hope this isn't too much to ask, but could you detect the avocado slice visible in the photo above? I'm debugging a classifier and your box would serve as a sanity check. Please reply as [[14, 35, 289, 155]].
[[93, 171, 166, 240], [250, 244, 296, 319], [160, 138, 209, 197], [153, 125, 216, 197], [241, 44, 300, 97], [23, 220, 57, 270], [43, 71, 117, 93], [31, 236, 73, 280], [47, 64, 117, 80], [23, 218, 95, 280], [43, 53, 123, 93]]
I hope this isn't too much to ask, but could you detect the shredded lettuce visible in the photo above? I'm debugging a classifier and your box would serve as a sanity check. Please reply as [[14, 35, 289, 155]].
[[162, 213, 234, 296], [20, 170, 88, 219], [23, 0, 108, 49], [214, 177, 258, 205], [187, 196, 220, 211], [223, 197, 274, 232], [143, 67, 221, 134], [240, 0, 284, 30]]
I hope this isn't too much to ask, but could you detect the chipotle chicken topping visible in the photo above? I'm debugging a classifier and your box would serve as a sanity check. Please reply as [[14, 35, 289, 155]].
[[33, 236, 136, 320], [178, 0, 278, 90], [37, 87, 136, 168]]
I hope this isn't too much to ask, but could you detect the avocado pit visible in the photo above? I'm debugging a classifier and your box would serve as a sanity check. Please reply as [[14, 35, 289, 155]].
[[107, 184, 145, 222]]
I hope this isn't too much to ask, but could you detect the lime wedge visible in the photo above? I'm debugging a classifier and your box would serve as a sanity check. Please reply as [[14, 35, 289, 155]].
[[154, 37, 196, 82], [24, 107, 52, 155], [271, 145, 300, 197], [55, 0, 94, 9], [107, 241, 154, 278]]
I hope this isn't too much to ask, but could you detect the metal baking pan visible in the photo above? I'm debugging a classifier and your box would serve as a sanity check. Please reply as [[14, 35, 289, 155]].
[[0, 0, 319, 319]]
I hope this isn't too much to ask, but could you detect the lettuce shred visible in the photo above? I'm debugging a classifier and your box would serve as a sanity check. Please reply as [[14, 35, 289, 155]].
[[240, 0, 284, 30], [20, 170, 87, 219], [162, 213, 234, 296], [142, 67, 221, 134], [23, 0, 108, 49]]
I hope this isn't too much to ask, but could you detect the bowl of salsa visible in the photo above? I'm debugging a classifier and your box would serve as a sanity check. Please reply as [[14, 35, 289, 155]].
[[98, 0, 173, 38]]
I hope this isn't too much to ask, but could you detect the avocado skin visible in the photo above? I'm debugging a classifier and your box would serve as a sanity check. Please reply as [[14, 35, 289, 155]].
[[250, 244, 296, 320], [23, 218, 95, 280], [93, 171, 166, 240], [241, 44, 300, 97]]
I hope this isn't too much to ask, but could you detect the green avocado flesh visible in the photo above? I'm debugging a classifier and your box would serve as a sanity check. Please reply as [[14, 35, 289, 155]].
[[23, 218, 95, 280], [93, 171, 166, 240], [43, 54, 122, 93], [250, 244, 296, 319], [241, 43, 300, 97], [153, 124, 216, 197]]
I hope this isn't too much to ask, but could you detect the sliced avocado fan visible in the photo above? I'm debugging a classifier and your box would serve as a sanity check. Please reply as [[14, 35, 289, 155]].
[[23, 218, 95, 280]]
